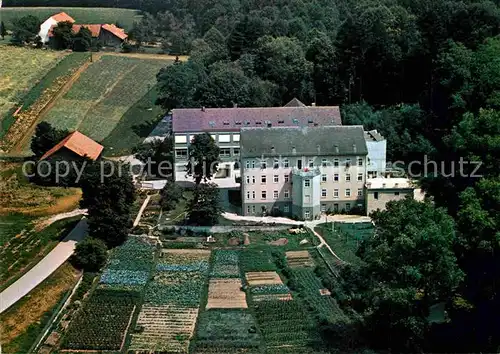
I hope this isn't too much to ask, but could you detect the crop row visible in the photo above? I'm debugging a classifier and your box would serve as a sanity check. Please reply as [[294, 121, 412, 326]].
[[210, 250, 240, 278], [250, 284, 290, 295], [62, 289, 139, 350]]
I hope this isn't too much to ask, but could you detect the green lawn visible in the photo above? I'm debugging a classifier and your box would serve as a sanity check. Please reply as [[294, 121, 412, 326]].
[[315, 222, 374, 265], [1, 7, 141, 30], [43, 55, 169, 151]]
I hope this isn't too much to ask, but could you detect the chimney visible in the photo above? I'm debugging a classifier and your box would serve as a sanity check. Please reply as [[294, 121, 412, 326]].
[[352, 143, 357, 153], [233, 102, 238, 108], [292, 146, 296, 155], [201, 106, 205, 112], [316, 144, 320, 154], [311, 102, 316, 106], [271, 146, 276, 154], [334, 144, 339, 154]]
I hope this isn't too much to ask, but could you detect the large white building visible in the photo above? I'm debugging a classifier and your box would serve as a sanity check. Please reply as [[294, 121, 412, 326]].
[[38, 12, 75, 43]]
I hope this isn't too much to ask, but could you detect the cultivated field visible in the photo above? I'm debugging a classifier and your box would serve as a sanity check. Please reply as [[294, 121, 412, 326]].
[[285, 250, 314, 267], [206, 278, 247, 309], [42, 55, 168, 153], [1, 7, 141, 30], [0, 46, 63, 125], [210, 250, 240, 278]]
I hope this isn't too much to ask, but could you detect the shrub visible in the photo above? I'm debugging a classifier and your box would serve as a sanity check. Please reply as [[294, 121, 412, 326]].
[[71, 238, 108, 272]]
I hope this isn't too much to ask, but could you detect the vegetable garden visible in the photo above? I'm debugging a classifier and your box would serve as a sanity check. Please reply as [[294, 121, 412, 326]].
[[210, 250, 240, 278]]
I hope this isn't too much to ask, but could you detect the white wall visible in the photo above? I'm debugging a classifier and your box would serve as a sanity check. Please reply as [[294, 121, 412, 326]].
[[39, 18, 57, 43]]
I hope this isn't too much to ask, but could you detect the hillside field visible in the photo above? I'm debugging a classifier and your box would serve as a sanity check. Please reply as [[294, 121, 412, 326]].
[[41, 55, 169, 156], [0, 46, 64, 133], [1, 7, 141, 30]]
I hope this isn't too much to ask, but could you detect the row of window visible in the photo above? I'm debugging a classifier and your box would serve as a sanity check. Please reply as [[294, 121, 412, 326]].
[[175, 148, 240, 158], [246, 203, 356, 215], [245, 188, 363, 200], [245, 157, 364, 169], [175, 134, 240, 144], [245, 173, 364, 185]]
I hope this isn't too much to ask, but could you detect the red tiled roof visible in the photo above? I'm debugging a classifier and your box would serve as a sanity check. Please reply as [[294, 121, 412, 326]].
[[51, 12, 75, 23], [102, 24, 128, 40], [172, 106, 342, 133], [40, 131, 103, 161], [73, 24, 102, 37]]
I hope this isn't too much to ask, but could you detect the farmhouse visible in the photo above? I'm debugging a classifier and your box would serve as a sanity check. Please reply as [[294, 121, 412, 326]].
[[39, 12, 75, 43], [48, 23, 128, 47], [41, 131, 103, 161]]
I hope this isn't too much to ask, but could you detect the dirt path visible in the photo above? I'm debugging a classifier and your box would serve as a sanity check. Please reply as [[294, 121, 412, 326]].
[[11, 60, 93, 154], [35, 208, 87, 231], [102, 52, 188, 61]]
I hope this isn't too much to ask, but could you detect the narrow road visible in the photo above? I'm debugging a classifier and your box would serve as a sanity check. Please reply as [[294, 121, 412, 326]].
[[0, 218, 88, 314], [133, 195, 151, 227]]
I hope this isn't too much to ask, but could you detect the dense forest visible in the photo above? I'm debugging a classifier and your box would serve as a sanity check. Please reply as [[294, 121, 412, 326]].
[[8, 0, 500, 352]]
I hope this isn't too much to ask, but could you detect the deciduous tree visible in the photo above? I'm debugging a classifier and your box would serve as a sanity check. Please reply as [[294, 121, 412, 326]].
[[30, 122, 69, 158], [71, 237, 108, 272], [186, 133, 219, 184], [186, 182, 222, 225]]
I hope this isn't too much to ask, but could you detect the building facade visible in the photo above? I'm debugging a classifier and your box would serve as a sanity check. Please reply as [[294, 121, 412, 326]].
[[171, 103, 342, 188], [364, 130, 387, 178], [240, 126, 368, 220], [365, 178, 415, 215]]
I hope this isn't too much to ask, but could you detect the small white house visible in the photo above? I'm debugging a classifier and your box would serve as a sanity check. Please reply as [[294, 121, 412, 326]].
[[39, 12, 75, 43]]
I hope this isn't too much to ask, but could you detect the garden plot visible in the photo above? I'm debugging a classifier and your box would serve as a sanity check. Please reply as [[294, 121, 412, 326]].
[[144, 249, 210, 306], [210, 250, 240, 278], [43, 55, 167, 143], [291, 268, 348, 323], [62, 289, 139, 351], [129, 305, 198, 353], [191, 309, 262, 353], [206, 278, 247, 309], [239, 248, 277, 272], [252, 300, 321, 351], [245, 271, 283, 286], [285, 250, 315, 268]]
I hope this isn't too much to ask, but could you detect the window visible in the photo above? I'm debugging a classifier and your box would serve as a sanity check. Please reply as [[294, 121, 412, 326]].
[[218, 134, 230, 142], [233, 148, 240, 155], [346, 188, 351, 197], [374, 192, 379, 200], [395, 192, 400, 196], [247, 205, 251, 213], [321, 204, 326, 212], [305, 179, 311, 187], [334, 158, 339, 167], [260, 160, 267, 169], [305, 195, 311, 203], [346, 158, 351, 167], [357, 157, 363, 166], [284, 190, 289, 198], [346, 174, 351, 182], [251, 160, 255, 168], [273, 190, 278, 199], [305, 211, 311, 219], [246, 191, 250, 199], [273, 159, 279, 169], [261, 175, 267, 184], [334, 189, 339, 198], [274, 175, 279, 183], [346, 203, 351, 211], [262, 191, 267, 199], [357, 188, 363, 197], [321, 174, 327, 182], [233, 134, 240, 142], [246, 176, 250, 184], [284, 175, 289, 183], [245, 160, 250, 168], [284, 159, 289, 168], [357, 173, 363, 181], [321, 189, 327, 197], [252, 191, 256, 199], [219, 148, 231, 157], [297, 159, 302, 169], [211, 134, 217, 141], [308, 159, 314, 168], [322, 158, 327, 167], [252, 205, 256, 213], [175, 149, 188, 158], [174, 135, 187, 143], [334, 174, 339, 182], [252, 176, 255, 184], [284, 205, 289, 212], [334, 203, 339, 212]]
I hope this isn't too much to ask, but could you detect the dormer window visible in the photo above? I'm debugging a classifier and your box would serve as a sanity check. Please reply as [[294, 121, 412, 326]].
[[223, 121, 230, 126]]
